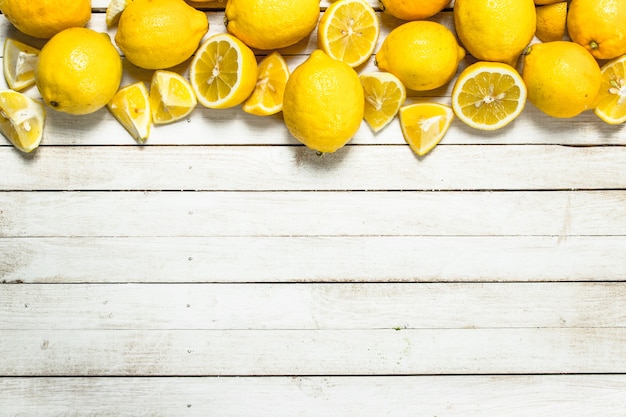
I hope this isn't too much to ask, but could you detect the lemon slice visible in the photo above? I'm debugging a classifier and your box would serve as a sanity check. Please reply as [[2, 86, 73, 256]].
[[242, 52, 290, 116], [107, 82, 152, 143], [399, 102, 453, 157], [451, 61, 527, 130], [317, 0, 380, 68], [3, 38, 40, 91], [189, 33, 258, 109], [594, 55, 626, 125], [0, 90, 45, 153], [360, 71, 406, 133], [149, 70, 197, 124], [106, 0, 131, 27]]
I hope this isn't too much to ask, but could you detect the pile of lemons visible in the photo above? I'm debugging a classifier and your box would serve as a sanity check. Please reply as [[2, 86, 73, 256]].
[[1, 0, 626, 156]]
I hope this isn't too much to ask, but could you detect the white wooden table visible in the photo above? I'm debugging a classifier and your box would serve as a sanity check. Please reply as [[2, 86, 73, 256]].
[[1, 2, 626, 415]]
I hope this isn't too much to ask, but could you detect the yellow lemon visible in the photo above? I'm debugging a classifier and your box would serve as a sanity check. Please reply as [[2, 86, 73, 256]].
[[375, 20, 465, 91], [454, 0, 536, 66], [243, 52, 290, 116], [115, 0, 209, 70], [399, 103, 454, 157], [0, 90, 46, 153], [535, 2, 567, 42], [224, 0, 320, 50], [107, 82, 152, 143], [0, 0, 91, 39], [149, 70, 197, 124], [360, 71, 406, 133], [522, 41, 601, 118], [567, 0, 626, 60], [379, 0, 450, 21], [594, 55, 626, 124], [35, 27, 123, 115], [283, 50, 364, 153], [3, 38, 40, 91]]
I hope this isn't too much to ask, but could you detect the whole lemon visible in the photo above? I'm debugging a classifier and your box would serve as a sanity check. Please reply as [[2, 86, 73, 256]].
[[0, 0, 91, 39], [567, 0, 626, 60], [379, 0, 450, 21], [35, 27, 122, 115], [115, 0, 209, 70], [225, 0, 320, 50], [283, 50, 364, 153], [535, 2, 567, 42], [454, 0, 536, 65], [375, 21, 465, 91], [522, 41, 601, 118]]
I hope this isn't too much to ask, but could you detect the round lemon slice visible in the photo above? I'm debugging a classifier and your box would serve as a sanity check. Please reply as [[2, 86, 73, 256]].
[[189, 33, 258, 109], [3, 38, 40, 91], [360, 71, 406, 133], [106, 0, 132, 27], [318, 0, 380, 68], [451, 61, 527, 130], [149, 70, 197, 124], [107, 82, 152, 143], [0, 90, 46, 153], [594, 55, 626, 125], [399, 102, 453, 157], [242, 51, 290, 116]]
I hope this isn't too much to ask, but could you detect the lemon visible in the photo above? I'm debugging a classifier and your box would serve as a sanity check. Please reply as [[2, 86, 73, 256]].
[[108, 82, 152, 143], [451, 61, 527, 130], [594, 55, 626, 124], [283, 50, 364, 153], [149, 70, 197, 124], [106, 0, 134, 27], [35, 27, 123, 116], [3, 38, 40, 91], [115, 0, 209, 70], [534, 0, 563, 3], [360, 71, 406, 133], [375, 21, 465, 91], [454, 0, 536, 66], [379, 0, 450, 21], [243, 52, 290, 116], [522, 41, 601, 118], [317, 0, 379, 68], [567, 0, 626, 60], [535, 2, 567, 42], [399, 103, 454, 157], [190, 33, 258, 109], [0, 90, 45, 153], [224, 0, 320, 50], [0, 0, 91, 39]]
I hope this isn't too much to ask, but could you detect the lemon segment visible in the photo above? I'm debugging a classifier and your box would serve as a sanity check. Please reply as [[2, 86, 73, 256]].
[[399, 103, 453, 157], [243, 52, 290, 116], [107, 82, 152, 143], [317, 0, 380, 68], [106, 0, 132, 27], [190, 33, 258, 109], [359, 71, 406, 133], [0, 90, 46, 153], [149, 70, 197, 124], [3, 38, 40, 91], [594, 55, 626, 125]]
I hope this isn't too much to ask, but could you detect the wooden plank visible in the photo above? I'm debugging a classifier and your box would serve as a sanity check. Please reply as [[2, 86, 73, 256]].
[[1, 375, 625, 417], [3, 283, 626, 330]]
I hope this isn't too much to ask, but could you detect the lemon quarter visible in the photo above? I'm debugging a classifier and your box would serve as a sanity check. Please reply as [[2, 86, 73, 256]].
[[594, 55, 626, 124], [0, 90, 46, 153], [243, 52, 290, 116], [149, 70, 197, 124], [360, 71, 406, 133], [399, 103, 454, 157], [3, 38, 40, 91], [107, 82, 152, 143]]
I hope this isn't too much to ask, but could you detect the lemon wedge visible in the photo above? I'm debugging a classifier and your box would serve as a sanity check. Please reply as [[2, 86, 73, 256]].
[[149, 70, 197, 124], [106, 0, 132, 27], [107, 82, 152, 143], [3, 38, 40, 91], [0, 90, 45, 153], [399, 102, 453, 157], [360, 71, 406, 133], [594, 54, 626, 125], [242, 51, 290, 116]]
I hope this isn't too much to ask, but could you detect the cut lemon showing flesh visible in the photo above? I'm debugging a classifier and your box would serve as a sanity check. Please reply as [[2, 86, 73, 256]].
[[594, 55, 626, 125], [107, 82, 152, 143], [106, 0, 132, 27], [360, 71, 406, 133], [451, 61, 527, 130], [149, 70, 197, 124], [318, 0, 380, 68], [190, 33, 258, 109], [0, 90, 45, 153], [242, 51, 290, 116], [3, 38, 40, 91], [399, 102, 453, 157]]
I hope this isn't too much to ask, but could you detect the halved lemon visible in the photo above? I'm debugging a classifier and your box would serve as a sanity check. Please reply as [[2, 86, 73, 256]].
[[107, 82, 152, 143], [242, 51, 290, 116], [3, 38, 40, 91], [399, 102, 453, 157], [451, 61, 527, 130], [106, 0, 132, 27], [0, 90, 45, 153], [317, 0, 380, 68], [360, 71, 406, 133], [594, 55, 626, 125], [189, 33, 258, 109], [149, 70, 197, 124]]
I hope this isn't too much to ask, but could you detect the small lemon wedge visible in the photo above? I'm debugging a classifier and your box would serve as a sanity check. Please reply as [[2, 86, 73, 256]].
[[595, 55, 626, 125], [360, 71, 406, 133], [3, 38, 40, 91], [106, 0, 132, 27], [243, 52, 290, 116], [149, 70, 197, 124], [0, 90, 46, 153], [399, 102, 453, 157], [107, 82, 152, 143]]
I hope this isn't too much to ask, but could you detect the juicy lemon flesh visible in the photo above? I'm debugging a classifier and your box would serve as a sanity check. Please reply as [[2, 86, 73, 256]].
[[108, 82, 151, 143], [399, 103, 453, 157], [0, 90, 45, 153], [150, 71, 197, 124], [3, 38, 40, 91], [243, 52, 289, 116], [360, 72, 406, 133], [595, 57, 626, 124], [320, 0, 379, 67]]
